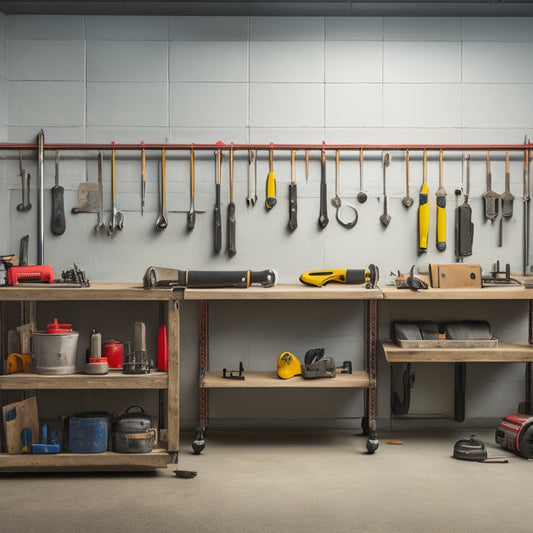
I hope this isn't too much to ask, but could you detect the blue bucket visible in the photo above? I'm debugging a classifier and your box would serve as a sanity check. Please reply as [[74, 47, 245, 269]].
[[69, 412, 110, 453]]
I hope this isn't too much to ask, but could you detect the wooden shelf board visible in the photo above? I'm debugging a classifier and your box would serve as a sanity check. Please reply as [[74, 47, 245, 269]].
[[0, 449, 170, 472], [184, 284, 382, 301], [0, 282, 183, 301], [381, 340, 533, 362], [201, 370, 372, 388], [0, 372, 168, 390], [380, 284, 533, 300]]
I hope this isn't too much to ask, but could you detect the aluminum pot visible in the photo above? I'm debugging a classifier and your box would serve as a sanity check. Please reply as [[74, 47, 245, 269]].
[[112, 405, 155, 453]]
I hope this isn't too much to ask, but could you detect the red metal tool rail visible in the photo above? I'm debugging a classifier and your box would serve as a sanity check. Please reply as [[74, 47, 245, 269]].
[[0, 141, 531, 152]]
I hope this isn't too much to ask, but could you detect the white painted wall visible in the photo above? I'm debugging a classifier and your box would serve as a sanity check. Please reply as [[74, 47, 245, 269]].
[[3, 15, 533, 431], [0, 13, 7, 253]]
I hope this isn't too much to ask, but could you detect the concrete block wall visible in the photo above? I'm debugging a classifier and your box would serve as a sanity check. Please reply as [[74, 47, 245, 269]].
[[2, 15, 533, 430]]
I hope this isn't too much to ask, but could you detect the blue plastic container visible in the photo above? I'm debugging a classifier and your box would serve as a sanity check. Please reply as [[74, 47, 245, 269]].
[[68, 412, 110, 453]]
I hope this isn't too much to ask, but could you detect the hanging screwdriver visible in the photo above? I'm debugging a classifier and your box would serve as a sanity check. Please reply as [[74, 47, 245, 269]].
[[418, 149, 430, 253], [266, 147, 276, 209], [436, 149, 446, 251]]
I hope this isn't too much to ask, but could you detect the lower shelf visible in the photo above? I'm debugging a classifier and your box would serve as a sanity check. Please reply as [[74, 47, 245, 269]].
[[0, 448, 170, 472], [201, 370, 372, 388], [381, 340, 533, 362]]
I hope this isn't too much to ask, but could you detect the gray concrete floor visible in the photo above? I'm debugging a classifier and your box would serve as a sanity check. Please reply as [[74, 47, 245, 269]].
[[0, 428, 530, 532]]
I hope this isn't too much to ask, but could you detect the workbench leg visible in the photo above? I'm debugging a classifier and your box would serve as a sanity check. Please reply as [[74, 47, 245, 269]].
[[166, 300, 180, 456], [454, 363, 466, 422], [192, 300, 208, 455], [364, 299, 379, 454]]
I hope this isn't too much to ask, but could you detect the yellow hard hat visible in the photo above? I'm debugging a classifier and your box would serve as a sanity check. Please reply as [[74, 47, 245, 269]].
[[277, 351, 301, 379]]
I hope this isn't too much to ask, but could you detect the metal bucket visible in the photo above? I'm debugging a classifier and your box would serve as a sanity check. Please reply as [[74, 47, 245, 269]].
[[34, 331, 79, 374]]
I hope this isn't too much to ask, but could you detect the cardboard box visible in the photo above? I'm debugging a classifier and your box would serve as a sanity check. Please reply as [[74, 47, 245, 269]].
[[429, 264, 482, 289]]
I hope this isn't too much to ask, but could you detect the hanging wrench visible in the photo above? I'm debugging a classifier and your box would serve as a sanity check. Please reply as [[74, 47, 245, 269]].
[[16, 150, 32, 212], [247, 149, 257, 206], [156, 149, 168, 231], [108, 147, 124, 235], [95, 151, 105, 232], [332, 150, 358, 228]]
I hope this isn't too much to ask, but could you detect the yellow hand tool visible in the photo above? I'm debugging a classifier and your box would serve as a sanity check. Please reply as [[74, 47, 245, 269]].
[[436, 149, 447, 251], [418, 149, 430, 253], [299, 264, 378, 288], [6, 353, 33, 374], [265, 147, 276, 209]]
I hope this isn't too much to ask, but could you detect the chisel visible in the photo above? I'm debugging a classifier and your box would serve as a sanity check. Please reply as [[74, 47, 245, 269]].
[[51, 150, 66, 235], [318, 148, 329, 229], [214, 149, 222, 253], [227, 145, 236, 256], [288, 149, 297, 231], [418, 149, 430, 253], [188, 147, 196, 230], [436, 149, 446, 251], [141, 144, 146, 216], [266, 147, 276, 209], [501, 150, 514, 219]]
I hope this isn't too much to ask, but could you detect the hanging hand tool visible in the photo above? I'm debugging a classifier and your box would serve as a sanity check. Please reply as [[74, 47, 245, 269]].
[[288, 149, 298, 231], [299, 264, 379, 288], [141, 143, 146, 216], [436, 149, 447, 251], [379, 152, 391, 227], [155, 149, 168, 231], [108, 147, 124, 235], [144, 266, 277, 288], [483, 150, 499, 221], [402, 149, 413, 208], [524, 136, 531, 275], [332, 150, 357, 228], [187, 147, 196, 230], [37, 129, 45, 265], [247, 149, 257, 206], [51, 150, 66, 235], [305, 150, 309, 182], [357, 148, 367, 203], [501, 150, 514, 219], [17, 150, 32, 212], [266, 147, 276, 209], [455, 154, 474, 261], [214, 149, 222, 252], [227, 145, 236, 256], [318, 148, 329, 229], [94, 151, 105, 232], [418, 149, 430, 253], [499, 150, 514, 247]]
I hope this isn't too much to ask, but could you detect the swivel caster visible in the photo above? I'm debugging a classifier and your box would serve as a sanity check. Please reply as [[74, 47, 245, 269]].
[[366, 437, 379, 454], [192, 426, 205, 455]]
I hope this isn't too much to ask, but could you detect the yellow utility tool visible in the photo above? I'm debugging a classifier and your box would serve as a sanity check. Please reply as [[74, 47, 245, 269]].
[[6, 353, 33, 374], [436, 149, 447, 251], [265, 147, 276, 209], [277, 352, 302, 379], [418, 149, 430, 253], [299, 264, 378, 288]]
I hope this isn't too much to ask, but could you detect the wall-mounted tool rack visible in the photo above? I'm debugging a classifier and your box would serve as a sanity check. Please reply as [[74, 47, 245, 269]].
[[2, 137, 531, 269]]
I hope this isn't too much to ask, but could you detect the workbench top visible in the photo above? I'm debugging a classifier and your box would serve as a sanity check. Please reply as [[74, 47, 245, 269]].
[[2, 281, 533, 301]]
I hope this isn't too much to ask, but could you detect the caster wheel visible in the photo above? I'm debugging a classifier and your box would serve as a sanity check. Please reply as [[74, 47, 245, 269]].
[[366, 438, 379, 454], [192, 426, 205, 455]]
